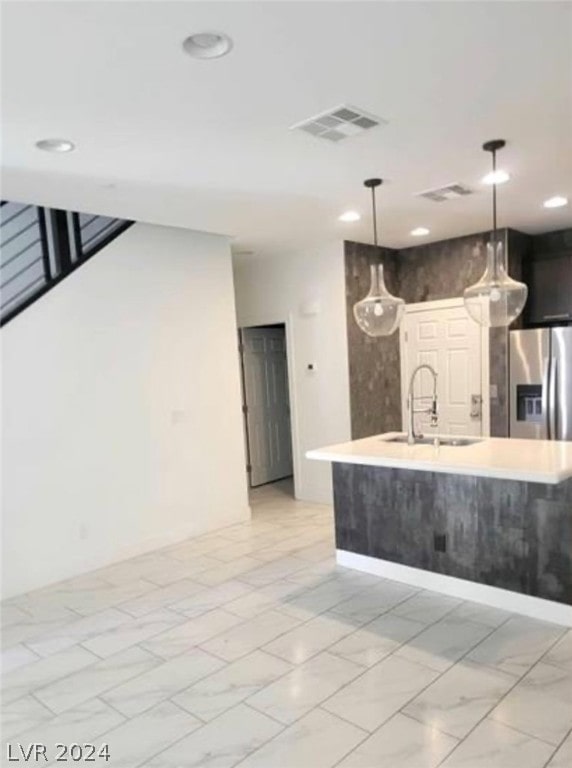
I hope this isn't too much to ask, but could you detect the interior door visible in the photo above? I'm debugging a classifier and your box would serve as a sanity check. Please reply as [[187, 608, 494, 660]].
[[402, 304, 483, 437], [240, 326, 293, 487]]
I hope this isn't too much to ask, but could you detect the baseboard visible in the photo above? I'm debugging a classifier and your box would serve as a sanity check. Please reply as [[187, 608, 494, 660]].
[[113, 506, 253, 563], [2, 506, 252, 601], [336, 549, 572, 628]]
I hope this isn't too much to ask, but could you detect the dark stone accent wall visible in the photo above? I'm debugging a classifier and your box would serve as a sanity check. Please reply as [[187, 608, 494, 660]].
[[333, 462, 572, 605], [394, 232, 488, 304], [345, 241, 402, 437], [345, 229, 528, 440], [489, 327, 509, 438]]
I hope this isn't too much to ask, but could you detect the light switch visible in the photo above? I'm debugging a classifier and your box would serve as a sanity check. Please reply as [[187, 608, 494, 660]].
[[490, 384, 498, 400]]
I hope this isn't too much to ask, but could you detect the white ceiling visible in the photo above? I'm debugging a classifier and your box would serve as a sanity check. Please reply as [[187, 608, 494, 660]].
[[2, 0, 572, 255]]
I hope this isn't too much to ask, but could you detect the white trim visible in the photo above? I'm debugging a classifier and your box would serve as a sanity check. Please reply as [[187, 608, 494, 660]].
[[400, 297, 490, 438], [238, 314, 300, 500], [404, 297, 467, 314], [399, 322, 408, 432], [336, 549, 572, 627], [481, 322, 491, 437]]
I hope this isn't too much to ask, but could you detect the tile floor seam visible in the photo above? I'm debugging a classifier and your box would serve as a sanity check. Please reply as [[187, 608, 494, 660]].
[[237, 650, 358, 724], [318, 701, 383, 736], [230, 706, 358, 768], [431, 626, 572, 768], [240, 699, 293, 729], [536, 631, 572, 670], [541, 725, 572, 768], [2, 647, 104, 712], [111, 580, 205, 614], [315, 615, 506, 744], [165, 595, 255, 621], [488, 717, 562, 747], [397, 708, 464, 742], [38, 697, 194, 768], [325, 707, 458, 768], [310, 708, 374, 768], [145, 703, 285, 768], [491, 683, 572, 747], [98, 650, 231, 718], [9, 615, 78, 645], [315, 652, 437, 729], [196, 599, 355, 663], [398, 611, 513, 673], [3, 482, 570, 768], [273, 580, 398, 624], [131, 641, 176, 662], [235, 562, 321, 590], [391, 616, 537, 758], [26, 688, 55, 715], [310, 598, 503, 728], [100, 713, 198, 768], [30, 649, 161, 717], [75, 638, 116, 661], [138, 608, 250, 658], [88, 694, 129, 726], [16, 643, 42, 663]]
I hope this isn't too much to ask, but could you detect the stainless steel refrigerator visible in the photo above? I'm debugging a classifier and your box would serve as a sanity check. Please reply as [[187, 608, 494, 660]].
[[509, 327, 572, 440]]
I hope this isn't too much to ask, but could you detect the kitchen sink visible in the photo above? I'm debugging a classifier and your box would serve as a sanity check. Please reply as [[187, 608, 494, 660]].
[[385, 435, 483, 447]]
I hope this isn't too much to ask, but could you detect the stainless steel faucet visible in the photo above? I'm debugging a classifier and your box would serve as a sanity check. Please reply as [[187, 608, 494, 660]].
[[407, 364, 439, 445]]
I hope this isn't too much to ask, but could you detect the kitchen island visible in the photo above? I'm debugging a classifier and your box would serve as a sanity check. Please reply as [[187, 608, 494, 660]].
[[307, 433, 572, 626]]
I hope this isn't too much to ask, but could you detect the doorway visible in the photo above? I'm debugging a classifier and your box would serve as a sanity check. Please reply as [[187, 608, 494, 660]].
[[239, 324, 294, 489], [399, 298, 490, 437]]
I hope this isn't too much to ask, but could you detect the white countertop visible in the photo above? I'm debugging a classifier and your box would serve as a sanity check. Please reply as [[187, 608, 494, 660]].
[[306, 432, 572, 485]]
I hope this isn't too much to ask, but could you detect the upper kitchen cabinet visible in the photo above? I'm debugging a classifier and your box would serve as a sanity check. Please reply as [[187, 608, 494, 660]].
[[525, 229, 572, 326]]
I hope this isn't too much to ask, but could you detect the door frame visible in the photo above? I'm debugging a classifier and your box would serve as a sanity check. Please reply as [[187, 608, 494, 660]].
[[399, 297, 491, 437], [238, 313, 300, 498]]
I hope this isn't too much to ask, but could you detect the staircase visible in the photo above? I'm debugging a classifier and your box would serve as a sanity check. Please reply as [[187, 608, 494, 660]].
[[0, 201, 132, 325]]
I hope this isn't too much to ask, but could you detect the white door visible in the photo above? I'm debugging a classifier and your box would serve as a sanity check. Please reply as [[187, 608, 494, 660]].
[[401, 302, 485, 437], [241, 326, 293, 487]]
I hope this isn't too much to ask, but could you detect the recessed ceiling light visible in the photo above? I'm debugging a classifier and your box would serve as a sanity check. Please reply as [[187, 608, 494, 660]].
[[183, 32, 233, 59], [543, 196, 568, 209], [35, 138, 75, 153], [411, 227, 430, 236], [482, 169, 510, 185], [339, 211, 361, 222]]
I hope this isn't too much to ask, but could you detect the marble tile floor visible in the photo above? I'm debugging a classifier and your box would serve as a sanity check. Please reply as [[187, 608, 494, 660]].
[[1, 478, 571, 767]]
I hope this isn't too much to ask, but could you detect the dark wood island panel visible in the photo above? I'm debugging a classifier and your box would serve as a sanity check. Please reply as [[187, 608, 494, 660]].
[[333, 463, 572, 606]]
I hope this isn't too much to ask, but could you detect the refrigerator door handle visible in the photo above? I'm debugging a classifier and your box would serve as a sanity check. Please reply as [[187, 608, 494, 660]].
[[549, 356, 558, 440], [542, 356, 551, 439]]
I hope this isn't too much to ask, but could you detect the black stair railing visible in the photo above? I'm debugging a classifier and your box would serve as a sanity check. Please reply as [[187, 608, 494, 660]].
[[0, 201, 132, 326]]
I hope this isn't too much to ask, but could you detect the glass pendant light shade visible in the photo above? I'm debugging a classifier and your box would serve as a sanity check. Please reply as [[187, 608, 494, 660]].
[[464, 239, 528, 327], [354, 263, 405, 337], [464, 139, 528, 328], [352, 178, 405, 337]]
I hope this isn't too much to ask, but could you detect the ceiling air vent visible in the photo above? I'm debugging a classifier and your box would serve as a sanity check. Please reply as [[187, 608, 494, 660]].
[[417, 183, 474, 203], [290, 105, 386, 142]]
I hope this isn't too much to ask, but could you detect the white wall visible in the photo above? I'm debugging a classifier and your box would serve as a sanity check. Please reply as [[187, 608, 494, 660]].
[[1, 223, 250, 599], [233, 242, 351, 504]]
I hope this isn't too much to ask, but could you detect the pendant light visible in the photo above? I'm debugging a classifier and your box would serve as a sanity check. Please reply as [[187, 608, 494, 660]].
[[353, 178, 405, 337], [463, 140, 528, 327]]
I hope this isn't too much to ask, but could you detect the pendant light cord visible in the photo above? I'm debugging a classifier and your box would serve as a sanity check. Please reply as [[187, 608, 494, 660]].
[[492, 148, 497, 242], [371, 185, 378, 247]]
